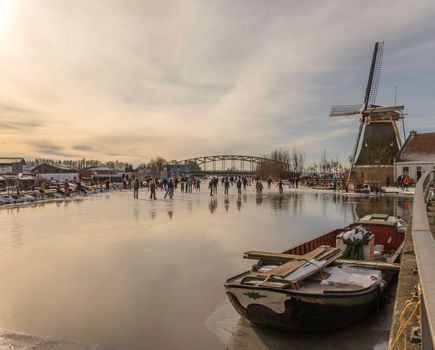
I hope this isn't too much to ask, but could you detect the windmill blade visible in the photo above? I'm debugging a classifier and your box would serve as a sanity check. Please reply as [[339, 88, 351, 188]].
[[363, 41, 384, 107], [329, 104, 364, 117], [346, 118, 365, 188]]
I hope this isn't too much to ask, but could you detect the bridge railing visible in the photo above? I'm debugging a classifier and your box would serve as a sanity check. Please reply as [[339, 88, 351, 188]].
[[412, 170, 435, 349]]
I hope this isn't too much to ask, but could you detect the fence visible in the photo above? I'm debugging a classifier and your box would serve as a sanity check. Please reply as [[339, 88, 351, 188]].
[[412, 170, 435, 349]]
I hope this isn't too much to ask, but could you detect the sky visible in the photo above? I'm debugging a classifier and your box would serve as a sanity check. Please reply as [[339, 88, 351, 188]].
[[0, 0, 434, 165]]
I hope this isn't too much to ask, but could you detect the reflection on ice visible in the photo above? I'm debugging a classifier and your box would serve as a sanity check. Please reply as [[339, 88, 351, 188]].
[[206, 299, 392, 350]]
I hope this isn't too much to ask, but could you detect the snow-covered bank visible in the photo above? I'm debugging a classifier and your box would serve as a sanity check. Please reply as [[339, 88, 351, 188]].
[[0, 189, 112, 209], [0, 328, 116, 350]]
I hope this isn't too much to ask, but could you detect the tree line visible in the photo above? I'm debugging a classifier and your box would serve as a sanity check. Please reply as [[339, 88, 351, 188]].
[[256, 148, 347, 178], [26, 149, 347, 177], [26, 158, 135, 172]]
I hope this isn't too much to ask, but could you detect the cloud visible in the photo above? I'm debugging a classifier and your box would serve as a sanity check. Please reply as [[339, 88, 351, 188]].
[[30, 141, 73, 157], [0, 0, 434, 164], [0, 103, 38, 115], [0, 120, 44, 130], [0, 102, 46, 131], [71, 144, 94, 151]]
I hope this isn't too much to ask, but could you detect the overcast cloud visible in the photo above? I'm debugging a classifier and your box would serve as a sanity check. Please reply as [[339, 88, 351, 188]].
[[0, 0, 434, 164]]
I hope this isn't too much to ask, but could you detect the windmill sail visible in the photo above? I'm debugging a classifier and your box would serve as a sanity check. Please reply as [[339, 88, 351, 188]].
[[364, 41, 384, 107], [329, 104, 363, 117]]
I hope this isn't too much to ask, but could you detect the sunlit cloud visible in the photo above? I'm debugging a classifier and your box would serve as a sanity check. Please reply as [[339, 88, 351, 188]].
[[0, 0, 434, 165]]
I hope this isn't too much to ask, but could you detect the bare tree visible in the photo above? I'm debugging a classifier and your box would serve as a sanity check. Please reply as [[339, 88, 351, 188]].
[[319, 149, 328, 174], [256, 148, 290, 178], [147, 156, 167, 173], [291, 148, 305, 174], [270, 148, 290, 164]]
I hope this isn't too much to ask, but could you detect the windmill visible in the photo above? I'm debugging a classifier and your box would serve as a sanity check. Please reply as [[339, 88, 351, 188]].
[[330, 42, 405, 187]]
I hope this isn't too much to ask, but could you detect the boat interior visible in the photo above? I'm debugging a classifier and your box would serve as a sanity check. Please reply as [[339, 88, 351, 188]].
[[226, 214, 405, 293]]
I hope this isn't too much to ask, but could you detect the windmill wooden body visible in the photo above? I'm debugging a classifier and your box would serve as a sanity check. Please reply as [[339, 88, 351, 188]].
[[330, 42, 405, 189]]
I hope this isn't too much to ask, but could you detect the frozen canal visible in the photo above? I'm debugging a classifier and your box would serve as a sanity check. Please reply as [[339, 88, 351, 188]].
[[0, 186, 412, 349]]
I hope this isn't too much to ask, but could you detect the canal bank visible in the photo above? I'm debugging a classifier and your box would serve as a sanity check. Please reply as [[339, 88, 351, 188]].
[[388, 171, 435, 349], [388, 218, 420, 350]]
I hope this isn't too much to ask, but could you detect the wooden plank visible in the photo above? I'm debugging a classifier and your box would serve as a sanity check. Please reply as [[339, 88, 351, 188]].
[[302, 246, 330, 260], [259, 259, 307, 278], [244, 251, 302, 261], [260, 248, 342, 280], [387, 241, 405, 264], [288, 251, 343, 283], [315, 247, 342, 261], [243, 246, 339, 261], [244, 246, 330, 262], [334, 259, 400, 271]]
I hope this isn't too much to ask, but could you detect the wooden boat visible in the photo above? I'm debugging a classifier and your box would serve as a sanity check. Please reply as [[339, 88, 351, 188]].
[[224, 214, 406, 332]]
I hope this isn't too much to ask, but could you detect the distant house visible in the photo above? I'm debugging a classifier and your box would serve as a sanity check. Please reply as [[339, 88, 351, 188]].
[[32, 163, 79, 182], [0, 157, 26, 175], [83, 166, 122, 183], [394, 131, 435, 183]]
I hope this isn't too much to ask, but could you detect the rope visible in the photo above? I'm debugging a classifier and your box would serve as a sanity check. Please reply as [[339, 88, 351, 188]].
[[390, 284, 421, 349]]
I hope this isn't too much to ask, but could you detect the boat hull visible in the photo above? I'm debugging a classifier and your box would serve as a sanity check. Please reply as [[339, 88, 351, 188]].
[[225, 284, 381, 332]]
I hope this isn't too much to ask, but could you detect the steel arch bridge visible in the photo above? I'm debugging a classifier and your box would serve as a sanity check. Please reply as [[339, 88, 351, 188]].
[[173, 155, 290, 175]]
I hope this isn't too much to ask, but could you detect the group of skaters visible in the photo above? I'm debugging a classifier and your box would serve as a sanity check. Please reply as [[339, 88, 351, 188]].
[[209, 176, 258, 196], [130, 174, 302, 200], [130, 175, 204, 200]]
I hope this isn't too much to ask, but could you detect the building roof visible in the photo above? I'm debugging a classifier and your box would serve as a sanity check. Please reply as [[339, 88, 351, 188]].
[[52, 163, 77, 170], [396, 131, 435, 162], [0, 157, 26, 165], [32, 162, 79, 173], [85, 166, 116, 172]]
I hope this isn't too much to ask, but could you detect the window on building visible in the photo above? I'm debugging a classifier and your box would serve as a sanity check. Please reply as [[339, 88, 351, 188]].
[[416, 166, 422, 181], [402, 166, 409, 177]]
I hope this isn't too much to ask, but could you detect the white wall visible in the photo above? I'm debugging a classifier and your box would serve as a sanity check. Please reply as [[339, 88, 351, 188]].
[[394, 162, 435, 182], [0, 166, 13, 174]]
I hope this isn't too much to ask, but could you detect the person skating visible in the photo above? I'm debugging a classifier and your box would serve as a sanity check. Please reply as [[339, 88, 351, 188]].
[[150, 181, 157, 200], [224, 178, 230, 195], [236, 178, 242, 194], [133, 177, 140, 199], [276, 179, 283, 194], [403, 175, 409, 191], [258, 181, 263, 194], [208, 179, 214, 196], [397, 175, 403, 189], [213, 177, 218, 194], [164, 179, 174, 199]]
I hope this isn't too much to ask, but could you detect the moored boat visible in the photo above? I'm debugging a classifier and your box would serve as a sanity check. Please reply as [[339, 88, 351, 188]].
[[224, 214, 406, 332]]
